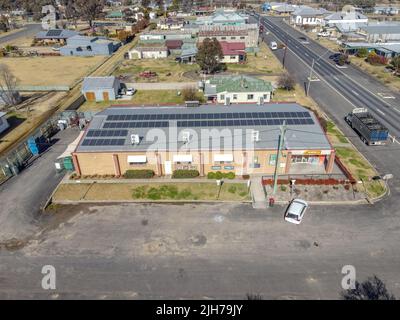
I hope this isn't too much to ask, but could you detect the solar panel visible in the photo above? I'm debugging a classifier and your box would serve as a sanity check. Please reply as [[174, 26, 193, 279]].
[[87, 129, 128, 137], [46, 29, 62, 37]]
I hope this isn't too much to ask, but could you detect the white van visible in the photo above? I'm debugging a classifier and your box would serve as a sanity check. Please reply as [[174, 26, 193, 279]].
[[270, 41, 278, 50]]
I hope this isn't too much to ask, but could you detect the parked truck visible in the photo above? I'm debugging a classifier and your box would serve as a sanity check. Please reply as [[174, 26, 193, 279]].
[[345, 108, 389, 145]]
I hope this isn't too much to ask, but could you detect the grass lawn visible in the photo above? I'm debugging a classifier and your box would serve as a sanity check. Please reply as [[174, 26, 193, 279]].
[[114, 57, 199, 82], [227, 42, 283, 75], [0, 56, 105, 87], [326, 121, 349, 144], [53, 182, 251, 202], [335, 146, 384, 198]]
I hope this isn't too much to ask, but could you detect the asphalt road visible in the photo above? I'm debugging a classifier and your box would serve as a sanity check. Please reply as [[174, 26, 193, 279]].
[[0, 23, 42, 45], [1, 201, 400, 300]]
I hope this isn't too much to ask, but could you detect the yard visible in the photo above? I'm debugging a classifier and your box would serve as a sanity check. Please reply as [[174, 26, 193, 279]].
[[78, 89, 205, 111], [227, 42, 283, 75], [0, 56, 106, 87], [52, 182, 251, 202], [114, 57, 200, 82]]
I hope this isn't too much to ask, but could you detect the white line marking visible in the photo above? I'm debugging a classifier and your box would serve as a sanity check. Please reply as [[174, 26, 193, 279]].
[[394, 108, 400, 113], [333, 76, 339, 81], [351, 90, 359, 96], [376, 109, 385, 116], [304, 52, 309, 57]]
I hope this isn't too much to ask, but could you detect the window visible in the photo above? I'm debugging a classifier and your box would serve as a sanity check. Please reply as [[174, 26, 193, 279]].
[[269, 154, 277, 166], [233, 94, 237, 100], [230, 55, 236, 59], [240, 36, 245, 39], [220, 94, 225, 100], [221, 37, 226, 40], [263, 94, 268, 99], [231, 36, 236, 39], [247, 94, 254, 100]]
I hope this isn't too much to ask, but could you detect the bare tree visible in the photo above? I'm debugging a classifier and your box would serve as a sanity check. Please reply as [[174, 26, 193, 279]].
[[75, 0, 105, 28], [277, 73, 295, 91], [341, 275, 396, 300], [0, 64, 19, 107]]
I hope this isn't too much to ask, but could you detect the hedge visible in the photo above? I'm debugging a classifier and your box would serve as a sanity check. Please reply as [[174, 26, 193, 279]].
[[172, 169, 200, 178], [124, 169, 155, 179], [207, 171, 235, 180]]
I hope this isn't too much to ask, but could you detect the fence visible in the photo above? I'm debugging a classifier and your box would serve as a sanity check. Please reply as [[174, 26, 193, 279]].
[[0, 110, 96, 185], [16, 85, 70, 92]]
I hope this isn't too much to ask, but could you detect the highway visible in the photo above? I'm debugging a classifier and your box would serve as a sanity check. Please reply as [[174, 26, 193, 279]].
[[256, 15, 400, 139]]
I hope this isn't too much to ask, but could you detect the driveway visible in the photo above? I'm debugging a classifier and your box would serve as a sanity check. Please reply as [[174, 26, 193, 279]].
[[0, 127, 81, 242]]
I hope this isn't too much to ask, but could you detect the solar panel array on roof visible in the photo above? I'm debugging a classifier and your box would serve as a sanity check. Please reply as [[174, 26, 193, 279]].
[[105, 111, 311, 121], [86, 129, 128, 137], [103, 121, 169, 129], [46, 29, 63, 37], [81, 138, 126, 146]]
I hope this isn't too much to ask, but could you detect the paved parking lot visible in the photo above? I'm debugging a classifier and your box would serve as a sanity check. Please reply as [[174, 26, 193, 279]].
[[1, 201, 399, 299]]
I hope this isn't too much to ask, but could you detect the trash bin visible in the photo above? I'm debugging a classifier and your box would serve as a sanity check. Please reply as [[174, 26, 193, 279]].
[[269, 197, 275, 207]]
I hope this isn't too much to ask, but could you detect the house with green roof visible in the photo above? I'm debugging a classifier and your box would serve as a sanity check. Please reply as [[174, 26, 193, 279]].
[[203, 76, 273, 104]]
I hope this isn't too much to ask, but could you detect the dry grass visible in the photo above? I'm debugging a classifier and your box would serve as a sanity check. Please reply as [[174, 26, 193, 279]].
[[0, 56, 105, 86], [53, 182, 251, 202], [114, 57, 199, 82], [227, 42, 283, 74]]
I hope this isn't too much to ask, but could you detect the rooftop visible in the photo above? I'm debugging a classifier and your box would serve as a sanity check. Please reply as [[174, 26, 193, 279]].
[[82, 76, 118, 91], [220, 41, 246, 55], [75, 103, 332, 153], [35, 29, 78, 39], [360, 23, 400, 35], [205, 75, 273, 95]]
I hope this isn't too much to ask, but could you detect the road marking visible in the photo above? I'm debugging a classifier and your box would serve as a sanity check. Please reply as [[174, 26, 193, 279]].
[[304, 52, 309, 57], [394, 108, 400, 113], [376, 109, 385, 116], [315, 61, 321, 66], [351, 90, 359, 96], [333, 76, 339, 81]]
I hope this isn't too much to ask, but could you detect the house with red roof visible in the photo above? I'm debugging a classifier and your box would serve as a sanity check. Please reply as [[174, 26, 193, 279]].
[[219, 41, 246, 63]]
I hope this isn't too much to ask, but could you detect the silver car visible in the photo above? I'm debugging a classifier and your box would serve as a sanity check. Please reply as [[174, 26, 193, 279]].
[[284, 199, 308, 224]]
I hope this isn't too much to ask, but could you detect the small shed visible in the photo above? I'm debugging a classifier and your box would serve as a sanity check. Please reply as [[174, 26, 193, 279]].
[[81, 76, 120, 102]]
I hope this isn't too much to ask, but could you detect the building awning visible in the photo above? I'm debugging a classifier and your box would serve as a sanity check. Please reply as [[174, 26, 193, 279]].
[[173, 154, 192, 162], [127, 155, 147, 163], [214, 154, 233, 162]]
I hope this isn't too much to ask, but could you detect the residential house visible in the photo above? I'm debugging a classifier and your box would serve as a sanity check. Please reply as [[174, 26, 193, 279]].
[[323, 11, 368, 27], [60, 35, 120, 56], [0, 112, 9, 134], [139, 30, 194, 41], [343, 42, 400, 59], [373, 6, 400, 16], [35, 29, 79, 44], [290, 6, 330, 27], [81, 76, 120, 102], [270, 3, 298, 15], [157, 18, 185, 30], [165, 40, 183, 54], [128, 46, 169, 59], [219, 42, 246, 64], [106, 10, 124, 19], [203, 75, 273, 104], [71, 104, 335, 178], [176, 47, 197, 64]]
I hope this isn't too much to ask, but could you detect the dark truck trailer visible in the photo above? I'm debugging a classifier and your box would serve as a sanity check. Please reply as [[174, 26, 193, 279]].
[[345, 108, 389, 145]]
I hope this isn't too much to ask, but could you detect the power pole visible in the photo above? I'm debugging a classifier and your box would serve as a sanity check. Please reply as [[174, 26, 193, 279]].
[[306, 58, 315, 96], [272, 121, 287, 195], [282, 34, 288, 69]]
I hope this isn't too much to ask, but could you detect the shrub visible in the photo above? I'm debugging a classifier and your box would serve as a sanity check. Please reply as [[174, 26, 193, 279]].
[[228, 185, 237, 194], [147, 187, 162, 200], [124, 169, 154, 179], [215, 171, 224, 180], [280, 185, 287, 192], [207, 172, 216, 179], [367, 51, 388, 65], [225, 172, 235, 179], [182, 86, 199, 101], [357, 48, 368, 58], [132, 186, 147, 198], [172, 170, 199, 179], [277, 73, 295, 91], [242, 174, 250, 180], [177, 188, 193, 199]]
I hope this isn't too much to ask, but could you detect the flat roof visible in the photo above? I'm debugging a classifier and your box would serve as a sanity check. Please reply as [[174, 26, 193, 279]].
[[76, 104, 332, 153]]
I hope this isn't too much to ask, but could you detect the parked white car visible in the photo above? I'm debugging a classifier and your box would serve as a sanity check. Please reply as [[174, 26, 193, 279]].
[[318, 31, 330, 37], [270, 41, 278, 50], [126, 88, 136, 96], [284, 199, 308, 224]]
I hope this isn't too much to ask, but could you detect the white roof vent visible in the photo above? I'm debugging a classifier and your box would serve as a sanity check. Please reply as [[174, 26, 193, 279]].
[[131, 134, 140, 145], [251, 130, 260, 142]]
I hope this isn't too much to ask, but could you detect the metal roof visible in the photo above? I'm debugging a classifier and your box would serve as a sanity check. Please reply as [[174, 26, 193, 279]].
[[35, 29, 78, 39], [82, 77, 118, 91], [76, 103, 332, 153], [205, 75, 273, 95], [360, 24, 400, 35]]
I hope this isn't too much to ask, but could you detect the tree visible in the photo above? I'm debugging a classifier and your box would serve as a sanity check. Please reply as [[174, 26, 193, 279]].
[[196, 38, 223, 74], [277, 73, 295, 91], [75, 0, 105, 28], [141, 0, 151, 8], [341, 275, 395, 300], [356, 47, 368, 58], [62, 0, 79, 29], [182, 86, 198, 101], [391, 56, 400, 75], [0, 64, 19, 107]]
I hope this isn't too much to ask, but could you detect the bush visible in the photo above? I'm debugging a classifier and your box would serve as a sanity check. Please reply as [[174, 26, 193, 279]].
[[242, 174, 250, 180], [124, 169, 154, 179], [277, 73, 295, 91], [182, 86, 199, 101], [367, 52, 388, 66], [207, 172, 216, 179], [228, 185, 237, 193], [357, 48, 368, 58], [172, 170, 199, 178], [208, 171, 236, 179]]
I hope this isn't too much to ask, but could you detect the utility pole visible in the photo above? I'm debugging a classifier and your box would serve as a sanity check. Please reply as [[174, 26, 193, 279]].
[[282, 33, 288, 69], [272, 121, 287, 195], [306, 58, 315, 96]]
